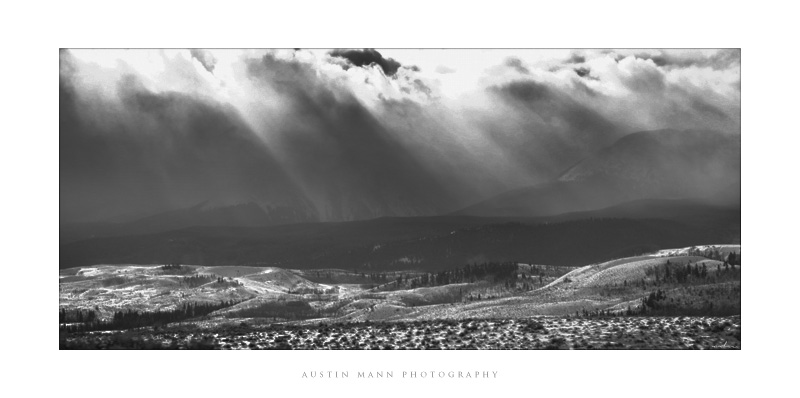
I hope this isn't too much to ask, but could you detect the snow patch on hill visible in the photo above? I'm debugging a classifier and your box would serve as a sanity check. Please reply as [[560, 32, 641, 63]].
[[655, 245, 740, 258]]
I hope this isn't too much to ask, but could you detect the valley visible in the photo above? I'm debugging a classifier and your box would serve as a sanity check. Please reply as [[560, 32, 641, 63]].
[[60, 244, 741, 349]]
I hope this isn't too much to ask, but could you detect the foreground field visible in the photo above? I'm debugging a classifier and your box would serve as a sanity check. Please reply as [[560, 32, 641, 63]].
[[61, 316, 740, 350], [60, 245, 741, 349]]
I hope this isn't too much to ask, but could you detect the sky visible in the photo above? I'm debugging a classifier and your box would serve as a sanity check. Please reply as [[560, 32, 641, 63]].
[[60, 48, 741, 223]]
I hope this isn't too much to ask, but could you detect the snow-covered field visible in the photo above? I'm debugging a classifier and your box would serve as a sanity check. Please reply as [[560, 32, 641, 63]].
[[60, 245, 741, 349], [62, 316, 741, 350]]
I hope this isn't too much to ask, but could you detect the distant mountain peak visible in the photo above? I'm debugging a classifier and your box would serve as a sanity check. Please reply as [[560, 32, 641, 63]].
[[456, 128, 740, 218]]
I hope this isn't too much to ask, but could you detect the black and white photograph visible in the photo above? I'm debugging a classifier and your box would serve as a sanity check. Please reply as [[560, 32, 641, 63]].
[[59, 48, 741, 350], [6, 1, 800, 397]]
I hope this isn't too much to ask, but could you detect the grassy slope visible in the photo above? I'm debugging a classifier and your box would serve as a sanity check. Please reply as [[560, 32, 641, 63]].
[[60, 245, 741, 327]]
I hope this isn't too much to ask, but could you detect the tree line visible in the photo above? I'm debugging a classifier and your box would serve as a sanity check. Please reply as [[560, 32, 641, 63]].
[[179, 274, 242, 288], [60, 300, 245, 333], [363, 262, 519, 291]]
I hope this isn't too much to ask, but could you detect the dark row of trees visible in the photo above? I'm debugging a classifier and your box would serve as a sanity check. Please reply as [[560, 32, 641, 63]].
[[159, 263, 194, 275], [686, 247, 741, 265], [519, 264, 575, 278], [367, 262, 520, 291], [60, 300, 246, 333], [160, 263, 183, 271], [657, 261, 709, 283], [627, 289, 738, 317], [287, 287, 336, 295], [181, 274, 216, 287], [575, 308, 618, 318], [59, 308, 98, 324], [227, 300, 343, 320], [645, 259, 738, 286], [511, 273, 546, 288]]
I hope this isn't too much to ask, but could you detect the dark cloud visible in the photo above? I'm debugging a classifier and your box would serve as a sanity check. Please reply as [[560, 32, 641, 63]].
[[329, 48, 402, 76], [505, 57, 530, 74], [60, 49, 740, 225], [571, 78, 600, 97], [708, 49, 741, 69], [565, 52, 586, 64], [620, 62, 666, 93], [189, 49, 216, 73], [502, 81, 617, 139], [412, 79, 432, 97], [654, 86, 738, 133], [628, 49, 740, 70], [397, 78, 433, 98], [375, 98, 516, 202], [497, 80, 550, 102], [241, 53, 460, 219], [689, 97, 731, 121], [60, 53, 306, 223], [573, 67, 593, 78], [486, 79, 622, 178]]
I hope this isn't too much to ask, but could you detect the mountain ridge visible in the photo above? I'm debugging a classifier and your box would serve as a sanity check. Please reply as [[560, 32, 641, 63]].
[[454, 129, 740, 218]]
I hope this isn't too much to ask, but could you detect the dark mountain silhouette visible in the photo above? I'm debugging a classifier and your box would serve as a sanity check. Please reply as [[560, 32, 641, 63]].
[[59, 128, 740, 271], [454, 129, 740, 217], [60, 126, 739, 242], [549, 197, 740, 238], [60, 197, 739, 271]]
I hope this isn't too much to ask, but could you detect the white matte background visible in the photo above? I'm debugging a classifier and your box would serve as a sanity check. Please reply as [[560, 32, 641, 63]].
[[1, 0, 796, 397]]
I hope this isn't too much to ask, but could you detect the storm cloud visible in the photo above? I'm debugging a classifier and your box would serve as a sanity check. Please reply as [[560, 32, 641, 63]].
[[60, 49, 741, 224], [189, 49, 217, 73], [59, 53, 306, 222], [631, 49, 741, 70], [329, 48, 403, 76], [504, 57, 530, 74]]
